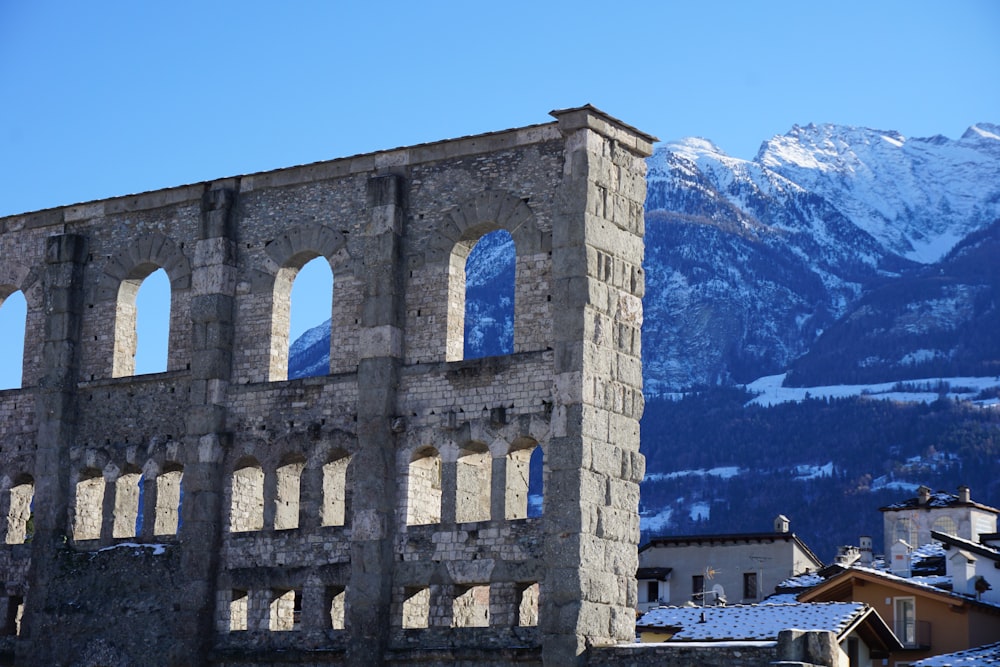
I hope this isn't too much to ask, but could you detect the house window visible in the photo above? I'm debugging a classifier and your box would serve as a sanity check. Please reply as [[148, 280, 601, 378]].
[[692, 575, 705, 601], [895, 517, 917, 545], [646, 581, 659, 603], [894, 596, 916, 647], [932, 516, 957, 537], [743, 572, 758, 600]]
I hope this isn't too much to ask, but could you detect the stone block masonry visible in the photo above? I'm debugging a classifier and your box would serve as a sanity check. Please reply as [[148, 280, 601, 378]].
[[0, 106, 655, 666]]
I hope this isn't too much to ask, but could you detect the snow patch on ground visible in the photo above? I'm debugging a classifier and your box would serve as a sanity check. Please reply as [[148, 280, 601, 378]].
[[745, 373, 1000, 407]]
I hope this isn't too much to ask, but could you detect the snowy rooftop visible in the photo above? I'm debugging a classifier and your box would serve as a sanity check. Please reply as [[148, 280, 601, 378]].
[[636, 602, 869, 641], [913, 641, 1000, 666]]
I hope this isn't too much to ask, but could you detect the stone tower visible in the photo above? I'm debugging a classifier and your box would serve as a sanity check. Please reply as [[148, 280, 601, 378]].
[[0, 106, 655, 666]]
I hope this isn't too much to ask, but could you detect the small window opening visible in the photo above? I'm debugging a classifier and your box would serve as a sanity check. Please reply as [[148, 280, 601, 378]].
[[269, 589, 300, 631], [743, 572, 758, 600], [230, 460, 264, 533], [401, 586, 430, 629], [230, 589, 248, 632], [645, 580, 659, 604], [0, 290, 26, 390], [406, 447, 441, 526], [73, 471, 105, 541], [455, 443, 491, 523], [461, 230, 515, 360], [6, 478, 34, 545], [452, 584, 490, 628], [505, 441, 542, 520], [321, 454, 351, 527], [327, 586, 346, 629], [517, 583, 539, 627], [154, 467, 183, 536], [113, 470, 142, 538], [3, 595, 24, 636], [274, 460, 304, 530]]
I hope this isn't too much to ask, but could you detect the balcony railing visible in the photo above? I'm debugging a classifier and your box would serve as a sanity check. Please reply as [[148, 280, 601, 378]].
[[894, 619, 931, 650]]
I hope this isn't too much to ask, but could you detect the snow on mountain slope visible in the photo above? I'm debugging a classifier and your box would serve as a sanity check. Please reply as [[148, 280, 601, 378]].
[[643, 122, 1000, 391], [758, 123, 1000, 262]]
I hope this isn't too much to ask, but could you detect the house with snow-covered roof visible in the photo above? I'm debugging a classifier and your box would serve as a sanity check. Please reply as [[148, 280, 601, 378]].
[[912, 640, 1000, 666], [933, 530, 1000, 606], [634, 601, 900, 666], [881, 486, 999, 556], [799, 565, 1000, 667], [637, 515, 823, 610]]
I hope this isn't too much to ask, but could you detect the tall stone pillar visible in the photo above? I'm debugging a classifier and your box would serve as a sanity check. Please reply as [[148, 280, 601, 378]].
[[17, 233, 87, 664], [543, 107, 655, 663], [173, 184, 239, 665], [345, 173, 405, 665]]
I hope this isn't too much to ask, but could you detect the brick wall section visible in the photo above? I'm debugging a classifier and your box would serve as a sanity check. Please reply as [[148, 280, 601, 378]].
[[0, 106, 655, 666]]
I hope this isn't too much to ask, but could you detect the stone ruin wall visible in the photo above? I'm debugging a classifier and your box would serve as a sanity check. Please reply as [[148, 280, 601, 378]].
[[0, 107, 654, 666]]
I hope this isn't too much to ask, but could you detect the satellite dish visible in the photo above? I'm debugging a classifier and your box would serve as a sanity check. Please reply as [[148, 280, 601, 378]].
[[711, 584, 726, 605]]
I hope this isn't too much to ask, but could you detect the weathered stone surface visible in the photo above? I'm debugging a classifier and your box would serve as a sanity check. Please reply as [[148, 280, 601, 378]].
[[0, 106, 655, 666]]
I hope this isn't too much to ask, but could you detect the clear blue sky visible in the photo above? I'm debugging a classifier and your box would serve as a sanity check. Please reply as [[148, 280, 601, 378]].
[[1, 0, 998, 386]]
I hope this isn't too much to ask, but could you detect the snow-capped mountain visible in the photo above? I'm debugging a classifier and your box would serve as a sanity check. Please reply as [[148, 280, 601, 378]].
[[644, 122, 1000, 392], [288, 122, 1000, 393]]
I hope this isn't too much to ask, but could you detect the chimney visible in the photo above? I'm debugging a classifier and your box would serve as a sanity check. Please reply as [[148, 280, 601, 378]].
[[774, 515, 790, 533], [890, 539, 911, 577], [918, 486, 931, 505], [958, 486, 971, 503], [859, 536, 873, 566]]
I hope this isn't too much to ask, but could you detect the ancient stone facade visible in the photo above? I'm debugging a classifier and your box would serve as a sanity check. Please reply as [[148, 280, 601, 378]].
[[0, 107, 655, 666]]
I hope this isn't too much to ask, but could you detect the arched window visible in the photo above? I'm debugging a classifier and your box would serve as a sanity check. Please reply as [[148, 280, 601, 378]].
[[406, 447, 441, 526], [455, 442, 491, 523], [463, 230, 515, 360], [114, 266, 170, 377], [932, 516, 957, 538], [230, 459, 264, 533], [322, 452, 351, 527], [271, 255, 333, 381], [0, 290, 27, 390], [5, 476, 34, 545], [288, 257, 333, 380], [112, 468, 142, 538], [154, 466, 183, 536], [74, 470, 105, 541], [894, 517, 917, 546], [274, 458, 304, 530], [505, 440, 543, 520]]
